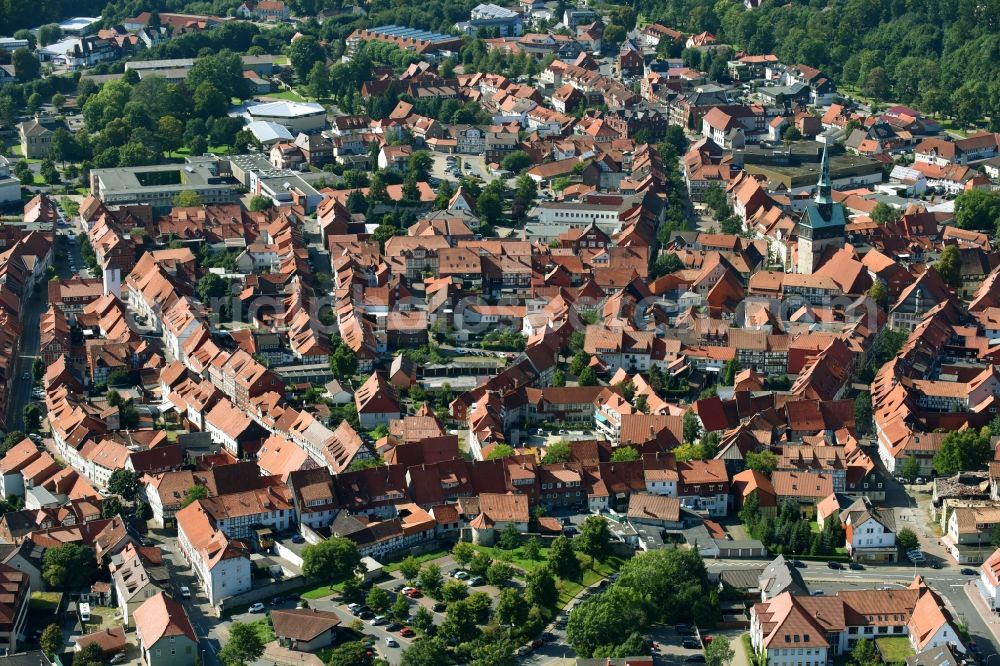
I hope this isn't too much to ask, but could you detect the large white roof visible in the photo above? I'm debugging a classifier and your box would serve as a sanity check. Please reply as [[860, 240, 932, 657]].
[[247, 101, 325, 118]]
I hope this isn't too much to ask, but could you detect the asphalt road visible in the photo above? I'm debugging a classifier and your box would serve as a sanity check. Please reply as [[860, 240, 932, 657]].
[[7, 277, 45, 431]]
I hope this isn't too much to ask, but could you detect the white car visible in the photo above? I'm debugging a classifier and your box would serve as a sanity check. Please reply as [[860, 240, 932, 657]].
[[248, 602, 265, 613], [109, 653, 128, 664], [370, 615, 387, 626], [452, 570, 469, 580], [180, 586, 191, 599], [385, 637, 398, 648]]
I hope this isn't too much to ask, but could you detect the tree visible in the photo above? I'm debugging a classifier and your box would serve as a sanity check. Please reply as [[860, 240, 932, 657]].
[[289, 35, 325, 80], [745, 451, 778, 475], [173, 191, 203, 208], [609, 445, 639, 462], [566, 586, 649, 657], [182, 484, 208, 507], [218, 621, 265, 666], [476, 190, 504, 227], [412, 606, 434, 634], [854, 393, 874, 436], [452, 542, 476, 567], [366, 586, 391, 613], [901, 456, 921, 483], [548, 535, 581, 581], [706, 636, 735, 666], [12, 48, 40, 80], [470, 635, 517, 666], [933, 428, 991, 475], [390, 592, 411, 622], [418, 563, 444, 598], [157, 115, 184, 156], [23, 404, 41, 433], [868, 281, 889, 310], [408, 151, 433, 179], [578, 515, 612, 561], [193, 81, 228, 119], [40, 623, 62, 657], [542, 440, 572, 464], [897, 528, 919, 554], [782, 125, 802, 142], [496, 522, 520, 550], [523, 536, 542, 561], [526, 565, 558, 609], [870, 202, 898, 225], [325, 641, 375, 666], [500, 151, 532, 173], [301, 537, 361, 583], [399, 555, 421, 581], [614, 548, 713, 625], [721, 358, 741, 385], [851, 638, 880, 666], [307, 62, 331, 98], [441, 579, 469, 602], [955, 190, 1000, 231], [578, 366, 598, 386], [936, 245, 962, 288], [32, 357, 44, 381], [439, 600, 477, 643], [0, 431, 26, 457], [42, 543, 97, 590], [551, 368, 566, 387], [683, 410, 702, 444], [486, 444, 516, 460], [487, 561, 515, 587], [107, 469, 138, 501], [401, 636, 451, 666], [249, 195, 272, 212], [101, 496, 124, 519], [494, 588, 529, 626], [76, 644, 104, 666]]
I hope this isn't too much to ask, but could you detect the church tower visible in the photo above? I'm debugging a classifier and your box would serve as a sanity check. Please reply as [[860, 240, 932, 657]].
[[797, 145, 846, 274]]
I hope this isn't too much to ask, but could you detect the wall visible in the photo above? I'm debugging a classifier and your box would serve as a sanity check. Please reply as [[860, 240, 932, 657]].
[[216, 575, 306, 615]]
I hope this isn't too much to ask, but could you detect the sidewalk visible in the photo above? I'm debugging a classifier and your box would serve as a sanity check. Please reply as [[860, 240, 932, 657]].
[[964, 580, 1000, 640]]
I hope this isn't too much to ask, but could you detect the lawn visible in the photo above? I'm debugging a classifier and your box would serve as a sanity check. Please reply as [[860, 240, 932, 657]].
[[167, 145, 231, 159], [875, 636, 914, 663], [266, 89, 309, 102], [300, 580, 346, 600], [554, 556, 625, 608], [81, 605, 118, 632], [468, 543, 552, 573], [248, 618, 276, 644], [383, 548, 450, 573], [29, 591, 62, 613]]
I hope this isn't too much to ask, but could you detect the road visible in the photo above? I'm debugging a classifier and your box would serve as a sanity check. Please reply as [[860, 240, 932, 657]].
[[7, 271, 46, 431]]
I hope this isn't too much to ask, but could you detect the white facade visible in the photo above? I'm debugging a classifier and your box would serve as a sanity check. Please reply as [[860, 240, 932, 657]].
[[176, 523, 252, 606]]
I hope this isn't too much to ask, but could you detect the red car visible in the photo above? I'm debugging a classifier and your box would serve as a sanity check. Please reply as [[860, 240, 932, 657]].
[[400, 627, 415, 637], [703, 636, 714, 645], [406, 589, 422, 599]]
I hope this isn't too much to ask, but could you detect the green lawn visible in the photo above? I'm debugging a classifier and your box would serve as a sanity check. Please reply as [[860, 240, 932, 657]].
[[554, 556, 625, 608], [29, 592, 62, 612], [266, 89, 309, 102], [468, 544, 552, 573], [383, 549, 450, 573], [248, 618, 276, 644], [300, 580, 346, 600], [875, 636, 914, 663]]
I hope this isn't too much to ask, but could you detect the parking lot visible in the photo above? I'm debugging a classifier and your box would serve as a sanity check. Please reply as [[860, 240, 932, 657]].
[[428, 151, 493, 184]]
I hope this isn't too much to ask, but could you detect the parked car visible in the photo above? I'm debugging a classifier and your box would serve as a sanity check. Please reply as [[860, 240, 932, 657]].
[[682, 639, 700, 650], [347, 603, 361, 613], [433, 602, 446, 612], [384, 637, 398, 648], [452, 570, 469, 580], [962, 568, 977, 575], [686, 656, 706, 663], [291, 534, 305, 544], [109, 653, 128, 664], [370, 615, 387, 626], [180, 586, 191, 598], [386, 622, 402, 632], [811, 590, 824, 596], [406, 589, 422, 598], [248, 602, 265, 613], [468, 576, 485, 586], [400, 627, 415, 637], [529, 639, 543, 649], [827, 561, 842, 570], [359, 610, 374, 620]]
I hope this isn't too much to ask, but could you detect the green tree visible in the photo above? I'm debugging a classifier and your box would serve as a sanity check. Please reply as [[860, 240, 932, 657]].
[[896, 528, 919, 554], [452, 542, 476, 567], [366, 586, 391, 613], [182, 484, 208, 507], [526, 565, 558, 609], [868, 281, 889, 310], [955, 190, 1000, 231], [706, 636, 736, 666], [936, 245, 962, 288], [497, 522, 520, 550], [418, 563, 444, 598], [325, 641, 375, 666], [683, 410, 702, 444], [289, 35, 325, 80], [193, 81, 228, 119], [12, 48, 40, 80], [476, 190, 504, 227], [173, 191, 204, 207], [745, 451, 777, 475], [577, 515, 611, 560], [218, 621, 265, 666], [610, 446, 639, 462], [401, 636, 452, 666], [441, 579, 469, 602], [851, 638, 880, 666], [542, 440, 572, 464], [157, 115, 184, 156], [500, 151, 532, 173], [523, 536, 542, 561], [411, 606, 434, 634], [721, 358, 740, 385], [933, 428, 991, 475], [23, 404, 42, 433], [307, 62, 331, 98], [494, 588, 529, 626], [548, 535, 581, 581], [408, 150, 433, 179], [870, 202, 898, 225], [570, 352, 589, 376], [107, 469, 138, 501], [566, 586, 648, 657], [390, 592, 411, 622], [40, 623, 62, 657], [301, 537, 361, 583], [42, 543, 97, 590], [249, 195, 272, 212], [578, 366, 598, 386], [32, 357, 45, 381], [551, 368, 566, 387], [782, 125, 802, 142], [487, 561, 515, 587], [615, 548, 713, 624], [329, 339, 359, 380], [399, 555, 421, 581], [901, 456, 921, 483], [486, 444, 516, 460]]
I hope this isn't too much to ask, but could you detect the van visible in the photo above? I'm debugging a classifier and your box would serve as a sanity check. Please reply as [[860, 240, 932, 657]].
[[80, 602, 91, 622]]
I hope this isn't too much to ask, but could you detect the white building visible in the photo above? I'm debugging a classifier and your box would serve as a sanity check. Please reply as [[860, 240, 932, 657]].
[[978, 547, 1000, 609], [246, 101, 327, 133], [840, 496, 897, 563], [175, 501, 252, 606]]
